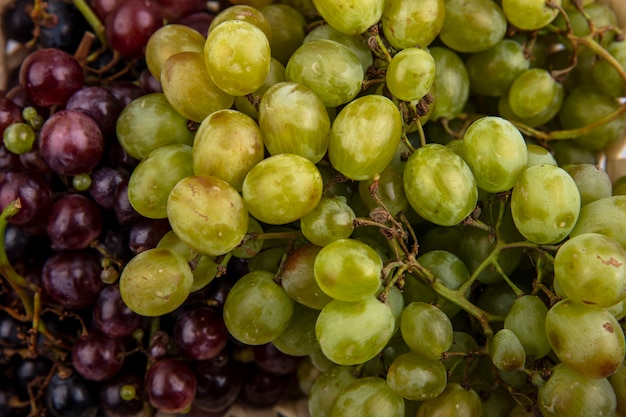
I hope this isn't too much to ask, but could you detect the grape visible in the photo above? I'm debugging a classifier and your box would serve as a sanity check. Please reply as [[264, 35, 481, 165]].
[[330, 377, 404, 417], [234, 58, 286, 119], [303, 23, 373, 72], [545, 298, 625, 379], [508, 69, 563, 119], [312, 0, 384, 35], [570, 195, 626, 249], [280, 244, 334, 310], [3, 122, 35, 155], [386, 352, 447, 401], [385, 47, 435, 102], [92, 285, 142, 339], [46, 193, 103, 251], [208, 4, 272, 40], [167, 175, 249, 256], [146, 358, 196, 413], [592, 40, 626, 97], [239, 363, 291, 408], [439, 0, 507, 53], [99, 371, 144, 417], [504, 295, 551, 359], [242, 153, 323, 225], [499, 85, 564, 129], [46, 373, 97, 417], [272, 302, 319, 356], [204, 20, 271, 96], [358, 166, 408, 216], [563, 164, 613, 206], [526, 144, 557, 168], [259, 4, 306, 65], [416, 383, 483, 417], [429, 46, 470, 120], [403, 143, 478, 226], [314, 238, 382, 302], [609, 362, 626, 415], [300, 197, 355, 247], [72, 332, 125, 381], [502, 0, 561, 30], [223, 270, 294, 345], [173, 307, 228, 360], [490, 329, 526, 372], [0, 98, 23, 137], [308, 366, 357, 417], [66, 86, 123, 137], [316, 296, 395, 365], [119, 248, 193, 316], [105, 0, 163, 58], [0, 171, 51, 227], [400, 302, 453, 361], [193, 357, 242, 412], [381, 0, 445, 50], [145, 24, 206, 80], [510, 164, 581, 244], [328, 95, 402, 181]]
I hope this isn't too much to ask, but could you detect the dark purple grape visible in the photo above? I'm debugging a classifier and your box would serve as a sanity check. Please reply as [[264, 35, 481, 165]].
[[72, 332, 125, 381], [154, 0, 206, 22], [173, 307, 228, 361], [186, 402, 231, 417], [39, 0, 91, 53], [253, 343, 301, 375], [1, 0, 35, 43], [194, 355, 241, 412], [0, 97, 23, 137], [0, 145, 20, 172], [19, 48, 84, 108], [93, 285, 142, 339], [0, 170, 52, 227], [4, 85, 35, 109], [176, 12, 214, 37], [99, 225, 133, 264], [106, 82, 143, 108], [145, 358, 197, 413], [128, 217, 171, 255], [39, 110, 104, 176], [41, 250, 103, 310], [239, 363, 291, 408], [46, 193, 103, 251], [0, 311, 22, 346], [15, 356, 53, 389], [114, 179, 140, 226], [107, 142, 140, 172], [89, 167, 128, 209], [105, 0, 163, 58], [148, 331, 170, 360], [18, 148, 52, 175], [0, 377, 16, 417], [45, 373, 97, 417], [66, 86, 123, 137], [90, 0, 124, 22], [138, 69, 162, 94], [99, 371, 144, 417]]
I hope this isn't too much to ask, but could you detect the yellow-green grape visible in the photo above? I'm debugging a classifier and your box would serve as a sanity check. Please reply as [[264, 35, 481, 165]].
[[300, 197, 355, 247], [308, 366, 357, 417], [382, 0, 445, 50], [3, 122, 36, 154], [502, 0, 561, 30], [167, 175, 249, 256], [281, 244, 333, 310], [510, 164, 580, 244], [401, 302, 453, 360], [303, 23, 373, 72], [538, 363, 617, 417], [271, 302, 319, 356], [258, 81, 330, 163], [223, 270, 294, 345], [417, 383, 483, 417], [613, 176, 626, 196], [208, 4, 272, 41], [404, 143, 478, 226], [328, 95, 402, 181], [462, 116, 527, 193], [358, 166, 408, 216], [386, 352, 447, 402], [609, 362, 626, 416], [312, 0, 384, 35], [232, 217, 264, 259], [242, 153, 323, 225], [192, 109, 264, 192], [119, 248, 193, 317], [439, 0, 507, 53], [562, 164, 612, 206], [504, 295, 551, 359], [526, 144, 557, 168], [330, 377, 405, 417], [260, 4, 306, 65], [570, 196, 626, 249], [315, 296, 395, 365], [592, 40, 626, 97], [490, 329, 526, 372], [429, 46, 469, 120], [72, 174, 91, 191], [145, 24, 205, 80], [286, 39, 364, 108], [554, 3, 618, 51], [235, 58, 286, 119], [498, 86, 564, 129], [385, 47, 435, 102], [443, 332, 479, 380], [508, 69, 563, 119], [204, 20, 271, 96], [230, 0, 275, 6], [161, 51, 235, 123]]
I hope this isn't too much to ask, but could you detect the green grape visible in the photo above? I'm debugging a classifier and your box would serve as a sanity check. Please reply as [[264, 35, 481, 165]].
[[235, 58, 286, 119], [418, 225, 464, 256], [167, 175, 249, 256], [613, 176, 626, 196], [466, 39, 529, 97], [304, 23, 372, 72], [609, 362, 626, 415], [403, 143, 478, 226], [247, 246, 285, 273], [538, 363, 617, 417], [358, 166, 408, 216], [161, 51, 235, 123], [119, 248, 193, 316], [314, 238, 382, 302], [526, 144, 557, 168], [386, 352, 447, 401], [300, 197, 355, 247], [208, 4, 273, 41], [116, 93, 195, 160], [232, 217, 264, 259], [259, 4, 306, 65], [145, 24, 205, 80], [223, 270, 294, 345], [481, 387, 516, 417], [502, 0, 561, 30], [443, 332, 479, 382], [72, 174, 91, 191], [330, 377, 404, 417], [385, 47, 435, 102], [416, 383, 483, 417], [3, 122, 35, 154], [385, 285, 404, 333], [279, 0, 317, 19], [128, 144, 194, 219], [429, 46, 470, 120], [570, 196, 626, 249], [554, 233, 626, 308], [475, 281, 517, 319], [508, 404, 535, 417], [462, 116, 527, 193], [381, 0, 445, 50], [550, 139, 597, 167], [328, 94, 402, 181], [508, 69, 563, 119], [504, 295, 551, 359], [231, 0, 274, 6], [312, 0, 383, 35], [498, 86, 564, 129], [490, 329, 526, 372], [308, 366, 357, 417], [545, 298, 625, 379], [438, 0, 507, 53], [281, 244, 333, 310], [562, 164, 612, 207], [400, 302, 453, 360], [554, 2, 618, 52], [272, 302, 320, 356], [510, 164, 580, 244], [558, 85, 626, 151], [315, 296, 395, 365], [258, 81, 330, 163], [204, 20, 271, 96], [242, 153, 323, 225], [286, 39, 363, 108], [592, 40, 626, 97], [192, 109, 264, 191]]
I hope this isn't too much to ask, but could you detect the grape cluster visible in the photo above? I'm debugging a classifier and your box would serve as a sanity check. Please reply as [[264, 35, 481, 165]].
[[1, 0, 626, 416]]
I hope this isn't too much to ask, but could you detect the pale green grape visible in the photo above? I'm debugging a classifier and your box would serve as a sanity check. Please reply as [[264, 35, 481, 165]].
[[234, 58, 286, 119], [242, 153, 323, 225], [570, 195, 626, 249], [416, 383, 483, 417], [526, 144, 557, 168], [490, 329, 526, 372], [232, 217, 264, 259], [192, 109, 264, 192], [259, 4, 306, 65], [592, 40, 626, 97], [482, 387, 516, 417], [613, 176, 626, 196], [498, 86, 564, 129], [248, 246, 285, 274], [308, 366, 357, 417], [272, 302, 319, 356], [223, 270, 294, 345], [2, 122, 35, 154], [281, 244, 333, 310], [208, 4, 273, 41], [401, 302, 453, 360], [304, 23, 372, 72], [300, 197, 355, 247], [314, 238, 382, 302], [167, 175, 249, 256], [508, 69, 563, 119], [204, 20, 271, 96], [145, 24, 205, 80], [430, 46, 470, 120], [330, 377, 404, 417], [545, 298, 625, 379], [504, 295, 551, 359], [609, 362, 626, 415], [439, 0, 507, 53], [312, 0, 384, 35], [315, 296, 395, 365], [386, 352, 447, 401], [382, 0, 445, 50], [385, 47, 435, 102], [563, 164, 612, 206], [502, 0, 561, 30], [119, 248, 193, 317], [358, 166, 408, 216]]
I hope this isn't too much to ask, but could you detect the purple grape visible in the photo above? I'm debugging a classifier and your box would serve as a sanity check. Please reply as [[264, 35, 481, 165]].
[[194, 355, 241, 412], [15, 356, 53, 389], [88, 167, 128, 209], [105, 0, 163, 58], [0, 170, 52, 227], [145, 357, 197, 413], [92, 285, 142, 338], [72, 331, 125, 381], [253, 343, 301, 375], [106, 81, 143, 108], [45, 373, 97, 417], [66, 86, 123, 137], [174, 307, 228, 360], [46, 193, 103, 251], [0, 97, 23, 137], [99, 371, 144, 417], [114, 179, 140, 226], [128, 217, 171, 255], [239, 363, 291, 408]]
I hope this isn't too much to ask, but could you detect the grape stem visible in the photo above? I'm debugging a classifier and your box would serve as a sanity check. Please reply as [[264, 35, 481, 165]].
[[71, 0, 108, 48]]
